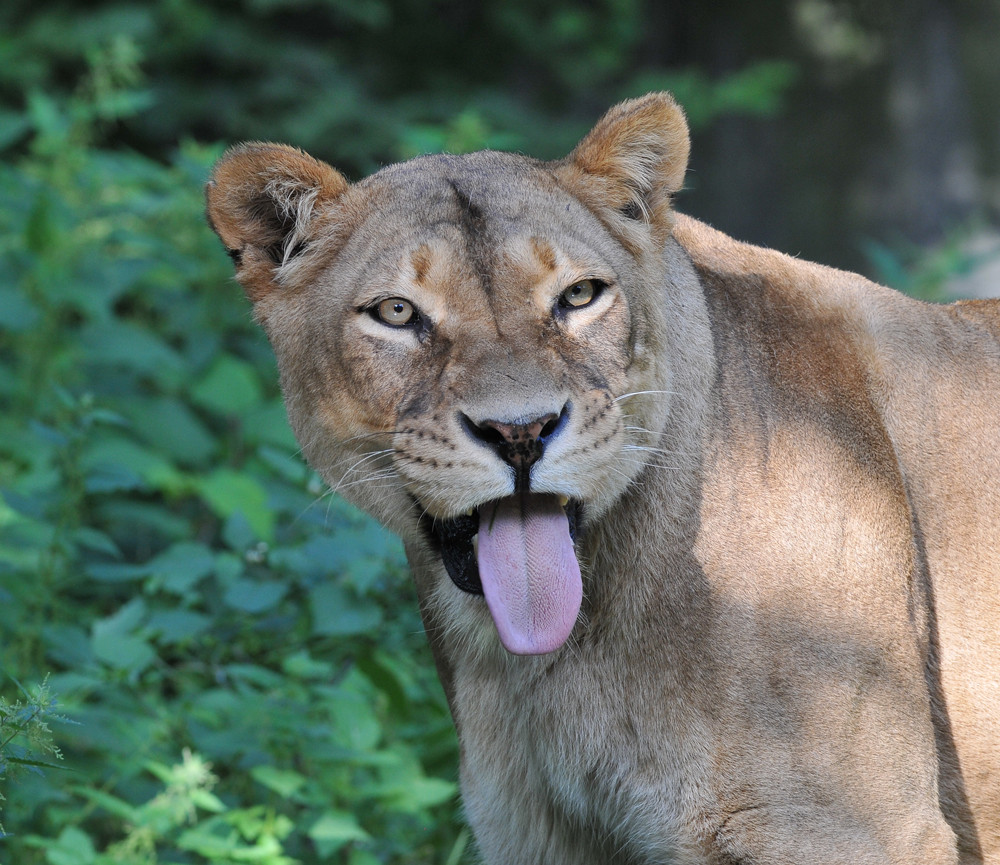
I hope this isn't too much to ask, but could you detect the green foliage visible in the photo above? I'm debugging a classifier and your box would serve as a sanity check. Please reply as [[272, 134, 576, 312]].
[[0, 0, 798, 172], [863, 225, 995, 302], [625, 61, 798, 130], [0, 40, 461, 865], [0, 676, 69, 837], [0, 4, 803, 862]]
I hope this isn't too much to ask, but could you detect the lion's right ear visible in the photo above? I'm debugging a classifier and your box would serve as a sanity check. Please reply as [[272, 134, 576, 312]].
[[205, 143, 349, 301]]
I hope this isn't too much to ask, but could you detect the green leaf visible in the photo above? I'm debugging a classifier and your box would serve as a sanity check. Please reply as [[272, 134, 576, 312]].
[[256, 445, 306, 483], [191, 355, 263, 416], [308, 810, 369, 857], [327, 686, 381, 752], [388, 775, 458, 810], [91, 631, 156, 672], [83, 462, 145, 494], [355, 651, 409, 715], [91, 600, 155, 672], [222, 511, 256, 552], [224, 664, 285, 690], [97, 598, 146, 633], [147, 541, 216, 594], [73, 786, 140, 822], [4, 755, 67, 772], [281, 650, 333, 681], [251, 765, 306, 798], [443, 828, 472, 865], [189, 788, 227, 814], [146, 609, 212, 644], [81, 436, 183, 493], [71, 527, 122, 558], [26, 89, 70, 145], [310, 582, 382, 637], [369, 765, 458, 813], [223, 577, 287, 614], [177, 811, 295, 861], [214, 551, 245, 585], [79, 321, 185, 379], [176, 819, 241, 857], [40, 826, 96, 865], [196, 469, 274, 541], [241, 400, 298, 450], [129, 396, 217, 465], [42, 625, 95, 668]]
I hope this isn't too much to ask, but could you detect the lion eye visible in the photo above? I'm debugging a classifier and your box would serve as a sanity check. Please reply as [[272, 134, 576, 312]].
[[375, 297, 417, 326], [559, 279, 601, 309]]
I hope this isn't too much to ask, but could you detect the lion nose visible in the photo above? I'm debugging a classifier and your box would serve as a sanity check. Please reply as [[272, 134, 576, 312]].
[[462, 405, 569, 474]]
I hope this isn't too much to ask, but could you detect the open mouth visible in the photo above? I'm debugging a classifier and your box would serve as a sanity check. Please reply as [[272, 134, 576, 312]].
[[425, 494, 583, 655], [426, 495, 581, 594]]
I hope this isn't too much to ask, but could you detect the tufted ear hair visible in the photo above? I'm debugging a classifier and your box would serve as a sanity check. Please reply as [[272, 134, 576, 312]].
[[553, 92, 690, 242], [205, 143, 349, 301]]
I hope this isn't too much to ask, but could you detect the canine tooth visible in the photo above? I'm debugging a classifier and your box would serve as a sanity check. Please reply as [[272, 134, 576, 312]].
[[557, 494, 570, 507], [465, 508, 475, 517]]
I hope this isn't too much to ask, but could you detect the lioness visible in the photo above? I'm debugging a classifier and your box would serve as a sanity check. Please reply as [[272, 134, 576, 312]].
[[206, 93, 1000, 863]]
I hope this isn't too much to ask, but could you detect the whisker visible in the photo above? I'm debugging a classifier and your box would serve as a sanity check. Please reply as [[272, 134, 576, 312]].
[[613, 389, 678, 403], [292, 458, 402, 525], [622, 444, 691, 458], [617, 455, 681, 472], [330, 449, 396, 495], [330, 471, 400, 493], [339, 429, 403, 446]]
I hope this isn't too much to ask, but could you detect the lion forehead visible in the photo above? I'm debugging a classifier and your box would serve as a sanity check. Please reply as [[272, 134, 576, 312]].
[[330, 160, 628, 316], [350, 152, 612, 250]]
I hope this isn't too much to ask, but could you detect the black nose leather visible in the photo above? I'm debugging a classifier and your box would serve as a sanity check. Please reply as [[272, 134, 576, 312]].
[[462, 405, 568, 484], [475, 414, 556, 469]]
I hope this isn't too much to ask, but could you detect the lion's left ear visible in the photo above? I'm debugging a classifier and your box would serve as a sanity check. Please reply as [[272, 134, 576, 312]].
[[206, 143, 349, 301], [554, 92, 689, 239]]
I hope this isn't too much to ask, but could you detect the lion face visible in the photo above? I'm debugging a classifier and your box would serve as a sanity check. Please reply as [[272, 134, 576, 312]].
[[206, 94, 691, 654]]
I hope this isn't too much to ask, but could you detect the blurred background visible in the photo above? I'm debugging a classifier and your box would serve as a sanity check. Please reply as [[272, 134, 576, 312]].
[[1, 1, 998, 863]]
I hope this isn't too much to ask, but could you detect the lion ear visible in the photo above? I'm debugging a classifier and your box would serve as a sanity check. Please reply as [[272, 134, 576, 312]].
[[554, 92, 690, 236], [205, 143, 349, 301]]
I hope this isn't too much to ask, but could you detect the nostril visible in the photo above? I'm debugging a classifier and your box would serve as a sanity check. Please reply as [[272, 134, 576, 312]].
[[460, 413, 507, 447], [538, 403, 570, 442]]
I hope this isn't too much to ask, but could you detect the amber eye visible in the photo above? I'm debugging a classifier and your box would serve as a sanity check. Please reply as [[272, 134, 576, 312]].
[[375, 297, 417, 326], [559, 279, 601, 309]]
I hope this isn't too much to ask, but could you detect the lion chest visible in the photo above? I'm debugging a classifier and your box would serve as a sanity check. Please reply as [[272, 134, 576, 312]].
[[451, 651, 711, 862]]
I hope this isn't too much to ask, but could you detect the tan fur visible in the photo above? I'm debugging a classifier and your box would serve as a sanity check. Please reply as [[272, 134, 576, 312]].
[[206, 93, 1000, 864]]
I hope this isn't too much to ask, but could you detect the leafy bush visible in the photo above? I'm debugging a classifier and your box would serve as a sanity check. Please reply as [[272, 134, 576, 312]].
[[0, 0, 799, 172], [0, 46, 464, 865], [0, 676, 68, 837], [0, 8, 801, 861], [863, 224, 998, 302]]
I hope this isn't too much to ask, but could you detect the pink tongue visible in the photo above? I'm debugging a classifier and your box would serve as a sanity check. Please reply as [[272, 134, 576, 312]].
[[476, 494, 582, 655]]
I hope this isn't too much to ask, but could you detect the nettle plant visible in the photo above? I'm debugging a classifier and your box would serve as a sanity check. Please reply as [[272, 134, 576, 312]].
[[0, 47, 466, 865]]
